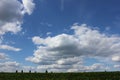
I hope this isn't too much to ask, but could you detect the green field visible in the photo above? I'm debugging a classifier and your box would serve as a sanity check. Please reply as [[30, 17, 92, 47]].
[[0, 72, 120, 80]]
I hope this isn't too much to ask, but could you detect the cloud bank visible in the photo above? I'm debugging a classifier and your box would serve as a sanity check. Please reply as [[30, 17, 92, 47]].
[[26, 24, 120, 72], [0, 61, 20, 72]]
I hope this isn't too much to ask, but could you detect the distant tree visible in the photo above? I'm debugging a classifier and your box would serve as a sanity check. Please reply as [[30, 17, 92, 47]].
[[16, 70, 18, 73], [45, 70, 48, 73], [29, 70, 31, 73], [21, 70, 23, 73], [105, 70, 107, 72]]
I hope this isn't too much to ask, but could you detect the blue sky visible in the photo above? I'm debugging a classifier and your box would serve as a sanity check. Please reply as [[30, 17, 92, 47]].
[[0, 0, 120, 72]]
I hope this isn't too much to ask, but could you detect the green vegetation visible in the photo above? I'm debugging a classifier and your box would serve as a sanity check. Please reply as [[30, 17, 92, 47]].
[[0, 72, 120, 80]]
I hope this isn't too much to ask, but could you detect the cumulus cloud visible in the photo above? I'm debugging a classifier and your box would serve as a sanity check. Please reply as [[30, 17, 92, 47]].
[[112, 56, 120, 62], [0, 0, 35, 36], [0, 45, 21, 51], [22, 0, 35, 15], [0, 0, 35, 53], [0, 61, 20, 72], [32, 36, 44, 45], [0, 22, 22, 35], [26, 24, 120, 72], [68, 63, 109, 72], [0, 0, 35, 72], [0, 0, 23, 22], [36, 63, 109, 72], [0, 0, 23, 35], [114, 65, 120, 68], [0, 53, 8, 60], [0, 61, 37, 72]]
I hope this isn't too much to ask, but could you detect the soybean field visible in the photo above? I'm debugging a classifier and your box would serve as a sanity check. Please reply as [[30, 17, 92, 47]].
[[0, 72, 120, 80]]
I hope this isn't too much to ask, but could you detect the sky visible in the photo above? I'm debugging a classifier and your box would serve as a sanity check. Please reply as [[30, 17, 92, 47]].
[[0, 0, 120, 72]]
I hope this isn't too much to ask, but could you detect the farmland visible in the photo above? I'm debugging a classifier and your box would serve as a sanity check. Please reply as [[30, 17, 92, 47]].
[[0, 72, 120, 80]]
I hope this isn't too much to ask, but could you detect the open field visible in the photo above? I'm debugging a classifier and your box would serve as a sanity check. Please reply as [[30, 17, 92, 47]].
[[0, 72, 120, 80]]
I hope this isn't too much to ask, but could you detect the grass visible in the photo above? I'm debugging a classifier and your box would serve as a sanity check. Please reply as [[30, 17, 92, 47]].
[[0, 71, 120, 80]]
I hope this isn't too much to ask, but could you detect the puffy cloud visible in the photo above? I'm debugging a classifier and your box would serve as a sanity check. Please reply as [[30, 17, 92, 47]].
[[87, 63, 110, 71], [22, 0, 35, 15], [0, 0, 22, 35], [37, 64, 71, 72], [112, 56, 120, 62], [36, 63, 109, 72], [0, 0, 35, 55], [0, 22, 22, 35], [46, 32, 52, 36], [68, 63, 109, 72], [0, 0, 35, 36], [0, 53, 8, 60], [0, 0, 30, 54], [0, 45, 21, 51], [0, 61, 20, 72], [26, 24, 120, 72], [114, 65, 120, 68], [0, 0, 35, 72], [0, 0, 23, 22], [32, 36, 44, 45], [57, 57, 83, 65]]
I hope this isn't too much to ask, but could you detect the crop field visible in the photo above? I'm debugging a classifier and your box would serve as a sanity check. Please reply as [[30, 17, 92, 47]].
[[0, 72, 120, 80]]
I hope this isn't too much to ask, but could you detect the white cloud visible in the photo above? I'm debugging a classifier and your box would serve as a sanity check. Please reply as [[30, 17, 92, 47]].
[[0, 61, 20, 72], [0, 0, 23, 22], [37, 64, 72, 72], [22, 0, 35, 15], [0, 53, 8, 60], [112, 56, 120, 62], [26, 24, 120, 72], [0, 1, 36, 65], [0, 45, 21, 51], [32, 36, 44, 45], [0, 61, 33, 72], [36, 63, 109, 72], [114, 65, 120, 68], [0, 0, 36, 72], [46, 32, 52, 36], [0, 0, 35, 53], [0, 0, 35, 35], [0, 0, 23, 35], [68, 63, 109, 72], [86, 63, 109, 71], [0, 22, 22, 35]]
